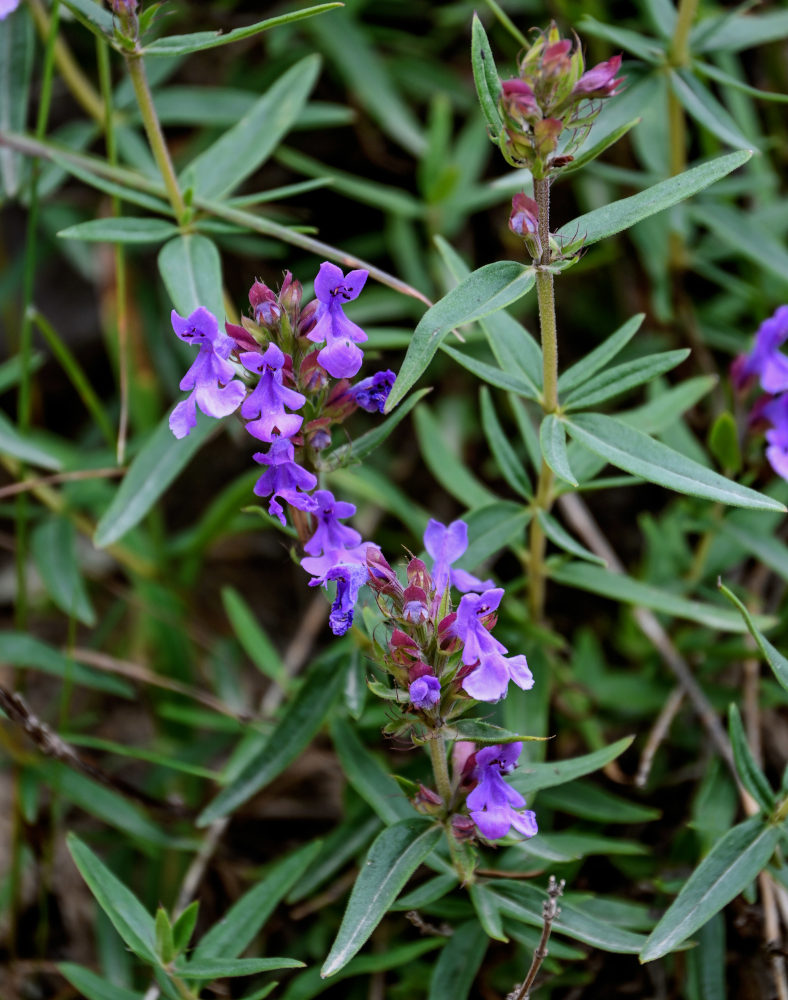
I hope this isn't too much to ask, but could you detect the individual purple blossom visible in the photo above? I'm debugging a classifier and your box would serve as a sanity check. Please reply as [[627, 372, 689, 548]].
[[467, 743, 537, 841], [348, 370, 396, 413], [306, 262, 369, 379], [326, 562, 369, 636], [409, 675, 441, 709], [763, 394, 788, 480], [241, 343, 306, 442], [252, 436, 317, 525], [572, 54, 624, 98], [741, 306, 788, 394], [0, 0, 21, 18], [169, 307, 246, 439], [423, 519, 494, 597], [453, 589, 534, 702], [300, 490, 371, 582]]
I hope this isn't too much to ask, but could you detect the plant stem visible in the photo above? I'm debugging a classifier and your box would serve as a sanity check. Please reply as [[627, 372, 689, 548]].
[[511, 876, 564, 999], [527, 177, 560, 623], [124, 52, 186, 221], [428, 732, 453, 807], [670, 0, 700, 68], [667, 0, 699, 267]]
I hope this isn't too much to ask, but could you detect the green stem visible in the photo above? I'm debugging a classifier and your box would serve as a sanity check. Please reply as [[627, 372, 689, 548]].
[[428, 733, 453, 807], [528, 177, 560, 623], [670, 0, 700, 68], [667, 0, 699, 268], [125, 52, 186, 221]]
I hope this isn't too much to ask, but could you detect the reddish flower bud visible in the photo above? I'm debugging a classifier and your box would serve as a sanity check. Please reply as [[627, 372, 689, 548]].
[[500, 78, 540, 125], [299, 351, 329, 393], [225, 320, 261, 354], [450, 814, 477, 841], [413, 784, 444, 815], [509, 193, 542, 260], [406, 557, 432, 592], [248, 280, 281, 328], [402, 585, 429, 624], [573, 54, 624, 98]]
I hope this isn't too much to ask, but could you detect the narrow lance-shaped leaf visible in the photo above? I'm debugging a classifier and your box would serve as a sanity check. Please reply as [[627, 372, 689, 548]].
[[669, 70, 755, 151], [31, 518, 96, 626], [57, 218, 180, 244], [540, 415, 578, 487], [556, 150, 752, 257], [640, 815, 780, 961], [728, 704, 775, 814], [0, 3, 33, 198], [564, 412, 785, 511], [479, 387, 532, 499], [558, 313, 644, 395], [718, 580, 788, 692], [158, 234, 224, 324], [427, 920, 489, 999], [321, 819, 442, 978], [471, 14, 503, 136], [563, 349, 690, 411], [0, 410, 61, 470], [385, 262, 534, 412], [508, 736, 634, 796]]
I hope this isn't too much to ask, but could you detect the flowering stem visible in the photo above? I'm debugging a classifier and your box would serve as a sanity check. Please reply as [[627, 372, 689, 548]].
[[528, 177, 559, 623], [428, 732, 453, 807], [124, 51, 186, 222]]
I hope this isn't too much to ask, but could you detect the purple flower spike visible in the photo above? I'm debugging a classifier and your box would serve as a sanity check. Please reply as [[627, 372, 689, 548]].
[[348, 370, 396, 413], [306, 262, 369, 379], [467, 743, 537, 841], [409, 675, 441, 709], [241, 343, 306, 442], [326, 562, 369, 635], [169, 307, 246, 439], [300, 490, 375, 583], [424, 519, 494, 597], [742, 306, 788, 394], [252, 436, 317, 525]]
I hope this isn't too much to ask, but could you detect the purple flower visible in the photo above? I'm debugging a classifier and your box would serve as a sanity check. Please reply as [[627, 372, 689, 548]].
[[252, 436, 317, 525], [169, 307, 246, 439], [742, 306, 788, 394], [467, 743, 537, 841], [453, 589, 534, 702], [423, 519, 494, 597], [763, 394, 788, 480], [326, 562, 369, 636], [241, 343, 306, 442], [300, 490, 372, 582], [409, 675, 441, 709], [348, 370, 396, 413], [306, 262, 369, 379], [0, 0, 21, 18], [572, 54, 624, 98]]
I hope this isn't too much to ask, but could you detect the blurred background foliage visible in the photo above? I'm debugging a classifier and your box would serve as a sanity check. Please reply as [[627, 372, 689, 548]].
[[2, 0, 788, 997]]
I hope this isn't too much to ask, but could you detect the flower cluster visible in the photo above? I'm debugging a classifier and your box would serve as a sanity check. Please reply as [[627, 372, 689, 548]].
[[735, 306, 788, 479], [167, 263, 393, 635], [462, 743, 537, 841], [497, 23, 623, 178]]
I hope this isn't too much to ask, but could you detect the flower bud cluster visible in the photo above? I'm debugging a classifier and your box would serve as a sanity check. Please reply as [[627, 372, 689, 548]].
[[497, 23, 623, 178], [167, 262, 394, 635]]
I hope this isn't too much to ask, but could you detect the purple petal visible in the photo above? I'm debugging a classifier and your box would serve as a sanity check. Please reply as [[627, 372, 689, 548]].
[[317, 339, 364, 379], [169, 393, 198, 439], [195, 379, 246, 419]]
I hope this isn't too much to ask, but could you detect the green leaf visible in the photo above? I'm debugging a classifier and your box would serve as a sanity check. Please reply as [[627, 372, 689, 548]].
[[491, 881, 649, 954], [540, 415, 577, 487], [564, 349, 690, 411], [193, 841, 321, 961], [550, 562, 767, 632], [58, 964, 143, 1000], [446, 720, 544, 744], [669, 70, 755, 151], [392, 873, 458, 911], [142, 5, 342, 55], [321, 819, 442, 977], [469, 885, 508, 942], [718, 581, 788, 692], [221, 586, 287, 686], [623, 375, 717, 435], [178, 958, 304, 979], [536, 510, 606, 566], [198, 650, 345, 825], [49, 152, 171, 214], [0, 632, 132, 697], [155, 908, 174, 964], [57, 218, 179, 244], [0, 410, 61, 470], [0, 3, 34, 198], [385, 262, 534, 412], [479, 387, 532, 499], [471, 14, 503, 136], [441, 345, 539, 401], [728, 705, 774, 814], [508, 737, 634, 796], [60, 0, 114, 40], [693, 10, 788, 53], [329, 716, 413, 825], [414, 405, 497, 509], [558, 314, 644, 395], [183, 55, 321, 199], [560, 118, 641, 176], [693, 203, 788, 285], [158, 234, 224, 324], [323, 388, 431, 471], [480, 310, 542, 397], [94, 411, 218, 547], [67, 834, 157, 962], [537, 780, 660, 824], [557, 150, 752, 257], [288, 811, 382, 904], [31, 517, 96, 626], [427, 920, 488, 998], [708, 412, 742, 473], [578, 15, 665, 63], [564, 412, 785, 511], [640, 816, 780, 961], [455, 501, 531, 570], [693, 59, 788, 104], [172, 901, 199, 955]]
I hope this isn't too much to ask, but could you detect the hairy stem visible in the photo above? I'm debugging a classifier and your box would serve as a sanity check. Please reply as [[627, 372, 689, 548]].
[[125, 52, 186, 221], [510, 876, 564, 999], [428, 732, 453, 807], [527, 177, 559, 623]]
